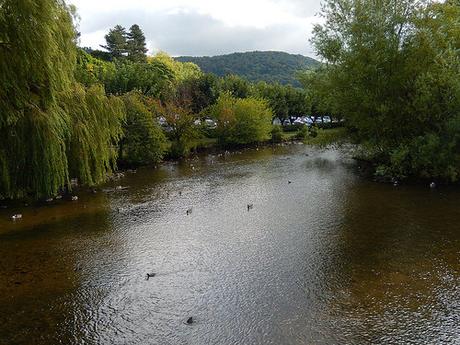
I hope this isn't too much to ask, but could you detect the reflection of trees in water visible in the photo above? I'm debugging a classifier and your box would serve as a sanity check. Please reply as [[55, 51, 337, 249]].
[[0, 211, 112, 345], [322, 183, 460, 343]]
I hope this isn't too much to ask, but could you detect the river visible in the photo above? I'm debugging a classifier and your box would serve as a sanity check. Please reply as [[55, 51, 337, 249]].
[[0, 144, 459, 344]]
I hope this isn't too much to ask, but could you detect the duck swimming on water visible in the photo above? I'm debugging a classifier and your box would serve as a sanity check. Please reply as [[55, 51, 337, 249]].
[[145, 273, 156, 280]]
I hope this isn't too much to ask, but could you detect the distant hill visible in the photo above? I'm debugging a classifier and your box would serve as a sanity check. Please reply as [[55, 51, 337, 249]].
[[175, 51, 319, 86]]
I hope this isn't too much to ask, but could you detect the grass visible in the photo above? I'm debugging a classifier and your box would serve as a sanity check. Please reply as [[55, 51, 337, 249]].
[[186, 127, 348, 152], [304, 127, 348, 146]]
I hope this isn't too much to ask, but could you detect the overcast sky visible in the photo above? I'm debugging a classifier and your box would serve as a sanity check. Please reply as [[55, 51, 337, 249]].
[[68, 0, 323, 58]]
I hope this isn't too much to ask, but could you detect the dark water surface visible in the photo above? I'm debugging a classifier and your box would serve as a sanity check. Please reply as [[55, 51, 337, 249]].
[[0, 145, 459, 345]]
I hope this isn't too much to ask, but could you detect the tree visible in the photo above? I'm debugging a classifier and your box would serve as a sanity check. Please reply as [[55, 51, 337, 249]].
[[0, 0, 77, 198], [210, 93, 273, 146], [312, 0, 460, 181], [0, 1, 126, 199], [102, 25, 128, 59], [75, 48, 116, 86], [176, 73, 220, 114], [120, 92, 167, 165], [127, 24, 148, 62], [150, 52, 202, 83], [220, 75, 250, 98], [158, 103, 200, 158], [62, 84, 125, 186], [105, 59, 175, 100]]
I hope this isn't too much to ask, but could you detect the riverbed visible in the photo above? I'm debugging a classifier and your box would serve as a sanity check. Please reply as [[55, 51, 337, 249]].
[[0, 144, 459, 344]]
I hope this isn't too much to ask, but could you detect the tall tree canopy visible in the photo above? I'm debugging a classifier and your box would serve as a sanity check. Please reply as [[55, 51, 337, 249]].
[[0, 0, 125, 199], [312, 0, 460, 181], [102, 25, 128, 59], [0, 0, 77, 198], [127, 24, 148, 62]]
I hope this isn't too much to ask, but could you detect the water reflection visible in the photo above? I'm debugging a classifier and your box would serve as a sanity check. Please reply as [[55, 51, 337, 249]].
[[0, 145, 458, 344]]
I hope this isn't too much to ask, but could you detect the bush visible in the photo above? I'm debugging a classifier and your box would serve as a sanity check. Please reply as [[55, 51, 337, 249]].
[[295, 125, 309, 140], [271, 125, 283, 143], [158, 103, 200, 159], [210, 93, 273, 146]]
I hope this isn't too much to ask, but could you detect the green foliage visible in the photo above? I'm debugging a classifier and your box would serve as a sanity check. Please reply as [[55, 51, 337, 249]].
[[295, 125, 309, 141], [62, 84, 125, 186], [75, 48, 116, 86], [176, 74, 220, 113], [298, 69, 339, 119], [304, 127, 348, 147], [159, 103, 200, 158], [0, 1, 126, 199], [220, 75, 251, 98], [271, 125, 284, 143], [0, 0, 76, 198], [176, 51, 319, 86], [253, 81, 309, 121], [151, 52, 202, 83], [127, 24, 148, 62], [210, 93, 273, 146], [120, 93, 167, 165], [105, 59, 175, 100], [102, 25, 128, 59], [312, 0, 460, 181]]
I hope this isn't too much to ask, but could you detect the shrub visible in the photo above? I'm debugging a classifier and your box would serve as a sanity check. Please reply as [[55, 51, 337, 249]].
[[271, 125, 283, 143], [210, 93, 273, 146]]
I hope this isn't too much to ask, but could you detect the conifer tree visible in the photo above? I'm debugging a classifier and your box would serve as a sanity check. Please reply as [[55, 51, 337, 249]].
[[127, 24, 148, 62], [102, 25, 128, 59]]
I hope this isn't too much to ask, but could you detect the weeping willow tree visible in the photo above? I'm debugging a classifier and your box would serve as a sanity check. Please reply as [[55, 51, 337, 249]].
[[0, 0, 125, 199], [62, 84, 125, 187]]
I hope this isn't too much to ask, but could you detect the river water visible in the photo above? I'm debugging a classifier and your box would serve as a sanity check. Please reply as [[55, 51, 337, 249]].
[[0, 144, 459, 345]]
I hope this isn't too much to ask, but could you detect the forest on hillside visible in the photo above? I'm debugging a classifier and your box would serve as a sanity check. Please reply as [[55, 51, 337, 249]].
[[176, 51, 319, 86]]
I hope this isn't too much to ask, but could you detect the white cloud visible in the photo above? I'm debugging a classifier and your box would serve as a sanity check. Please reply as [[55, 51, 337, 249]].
[[68, 0, 322, 57]]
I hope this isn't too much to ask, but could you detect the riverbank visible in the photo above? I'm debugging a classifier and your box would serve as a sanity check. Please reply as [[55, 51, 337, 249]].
[[0, 127, 347, 211]]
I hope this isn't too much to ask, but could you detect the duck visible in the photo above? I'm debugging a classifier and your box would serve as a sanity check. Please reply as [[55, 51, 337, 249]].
[[145, 273, 156, 280], [430, 182, 436, 189], [71, 196, 79, 201], [186, 207, 193, 215], [186, 317, 194, 325], [247, 204, 254, 211]]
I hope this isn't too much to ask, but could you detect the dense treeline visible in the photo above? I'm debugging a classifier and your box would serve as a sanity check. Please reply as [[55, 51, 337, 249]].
[[0, 1, 319, 200], [176, 51, 319, 86], [310, 0, 460, 182]]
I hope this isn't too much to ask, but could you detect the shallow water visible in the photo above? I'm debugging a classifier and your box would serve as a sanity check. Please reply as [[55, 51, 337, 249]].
[[0, 145, 459, 345]]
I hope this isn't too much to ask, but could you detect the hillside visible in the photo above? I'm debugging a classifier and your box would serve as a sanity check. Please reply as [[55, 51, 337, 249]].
[[175, 51, 319, 86]]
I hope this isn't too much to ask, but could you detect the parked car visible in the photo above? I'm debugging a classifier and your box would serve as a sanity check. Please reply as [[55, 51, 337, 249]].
[[204, 118, 217, 129]]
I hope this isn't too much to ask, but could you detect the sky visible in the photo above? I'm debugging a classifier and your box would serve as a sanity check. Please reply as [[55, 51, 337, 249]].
[[68, 0, 323, 58]]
